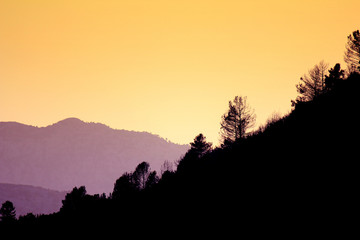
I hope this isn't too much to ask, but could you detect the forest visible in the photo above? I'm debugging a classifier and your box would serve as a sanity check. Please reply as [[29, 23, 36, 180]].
[[1, 30, 359, 236]]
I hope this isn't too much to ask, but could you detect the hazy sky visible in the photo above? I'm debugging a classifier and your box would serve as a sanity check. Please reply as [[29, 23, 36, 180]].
[[1, 0, 359, 145]]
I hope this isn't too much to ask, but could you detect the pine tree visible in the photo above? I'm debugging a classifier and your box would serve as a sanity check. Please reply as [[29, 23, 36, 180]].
[[294, 61, 329, 105], [0, 201, 16, 223], [325, 63, 345, 91], [220, 96, 256, 144], [344, 30, 360, 73], [190, 133, 212, 158]]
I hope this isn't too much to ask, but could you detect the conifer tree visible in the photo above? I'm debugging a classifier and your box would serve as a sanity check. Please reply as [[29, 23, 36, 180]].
[[293, 61, 329, 105], [344, 30, 360, 73], [220, 96, 256, 144], [190, 133, 212, 158], [133, 162, 151, 190], [325, 63, 345, 91], [0, 201, 16, 223]]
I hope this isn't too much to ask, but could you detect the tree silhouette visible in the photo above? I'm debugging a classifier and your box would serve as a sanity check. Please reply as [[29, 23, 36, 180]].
[[176, 134, 212, 174], [344, 30, 360, 73], [18, 213, 36, 224], [0, 201, 16, 223], [112, 162, 159, 197], [112, 172, 137, 199], [325, 63, 345, 91], [220, 96, 256, 144], [160, 160, 174, 176], [133, 162, 150, 190], [190, 133, 212, 158], [293, 61, 329, 105], [60, 186, 87, 213], [145, 171, 159, 190], [132, 162, 158, 190]]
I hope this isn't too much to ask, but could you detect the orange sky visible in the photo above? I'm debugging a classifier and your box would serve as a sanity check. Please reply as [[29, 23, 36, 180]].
[[1, 0, 359, 145]]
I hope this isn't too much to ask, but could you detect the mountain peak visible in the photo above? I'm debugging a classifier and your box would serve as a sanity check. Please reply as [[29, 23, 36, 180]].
[[52, 118, 85, 127], [58, 117, 84, 123], [0, 118, 189, 194]]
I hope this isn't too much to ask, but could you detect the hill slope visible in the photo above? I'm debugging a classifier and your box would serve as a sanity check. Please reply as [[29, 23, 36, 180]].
[[0, 118, 188, 194], [0, 183, 66, 217], [1, 74, 358, 236]]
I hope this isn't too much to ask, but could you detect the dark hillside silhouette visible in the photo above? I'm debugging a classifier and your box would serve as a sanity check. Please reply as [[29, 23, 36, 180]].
[[2, 75, 358, 235]]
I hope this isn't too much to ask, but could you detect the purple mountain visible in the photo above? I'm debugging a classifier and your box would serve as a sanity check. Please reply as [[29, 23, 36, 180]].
[[0, 183, 66, 217], [0, 118, 189, 194]]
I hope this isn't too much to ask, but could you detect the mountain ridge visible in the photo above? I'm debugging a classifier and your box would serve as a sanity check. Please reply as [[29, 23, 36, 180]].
[[0, 118, 189, 194], [0, 118, 183, 144], [0, 183, 67, 217]]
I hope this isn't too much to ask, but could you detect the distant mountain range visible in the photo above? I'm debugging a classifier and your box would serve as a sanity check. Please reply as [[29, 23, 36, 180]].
[[0, 118, 189, 194], [0, 183, 66, 217]]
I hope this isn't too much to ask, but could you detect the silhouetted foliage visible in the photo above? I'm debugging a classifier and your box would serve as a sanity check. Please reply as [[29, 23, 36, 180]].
[[344, 29, 360, 73], [112, 161, 158, 199], [255, 111, 285, 134], [18, 213, 36, 224], [160, 160, 173, 176], [133, 161, 155, 190], [60, 186, 87, 214], [325, 63, 345, 91], [145, 171, 159, 190], [0, 201, 16, 223], [189, 133, 212, 158], [220, 96, 256, 144], [112, 172, 137, 199], [293, 60, 329, 105], [176, 133, 212, 175]]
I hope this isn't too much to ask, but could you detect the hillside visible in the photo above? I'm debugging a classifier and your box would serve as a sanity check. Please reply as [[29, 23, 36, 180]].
[[1, 74, 358, 236], [0, 183, 66, 217], [51, 73, 359, 233], [0, 118, 188, 194]]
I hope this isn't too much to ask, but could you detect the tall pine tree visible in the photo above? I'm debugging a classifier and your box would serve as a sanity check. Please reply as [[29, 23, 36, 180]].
[[220, 96, 256, 145], [344, 30, 360, 73]]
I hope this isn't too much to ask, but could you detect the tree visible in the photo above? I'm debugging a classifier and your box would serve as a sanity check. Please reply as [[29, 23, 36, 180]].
[[60, 186, 87, 213], [176, 134, 211, 174], [325, 63, 345, 91], [0, 201, 16, 223], [344, 30, 360, 73], [190, 133, 212, 158], [293, 61, 329, 105], [145, 171, 159, 190], [220, 96, 256, 144], [160, 160, 174, 176], [112, 172, 137, 199], [113, 162, 158, 195], [133, 162, 152, 190], [18, 213, 36, 224]]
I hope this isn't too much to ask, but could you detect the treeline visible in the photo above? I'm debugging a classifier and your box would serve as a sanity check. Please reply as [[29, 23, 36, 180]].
[[1, 29, 359, 235]]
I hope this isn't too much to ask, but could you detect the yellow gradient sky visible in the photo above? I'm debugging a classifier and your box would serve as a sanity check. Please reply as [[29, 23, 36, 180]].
[[1, 0, 359, 145]]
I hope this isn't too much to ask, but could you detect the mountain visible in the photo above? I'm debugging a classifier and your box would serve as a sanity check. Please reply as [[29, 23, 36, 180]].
[[0, 183, 66, 217], [0, 118, 189, 194]]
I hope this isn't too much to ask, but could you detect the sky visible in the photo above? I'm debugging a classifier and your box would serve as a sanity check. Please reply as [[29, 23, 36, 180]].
[[1, 0, 359, 145]]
